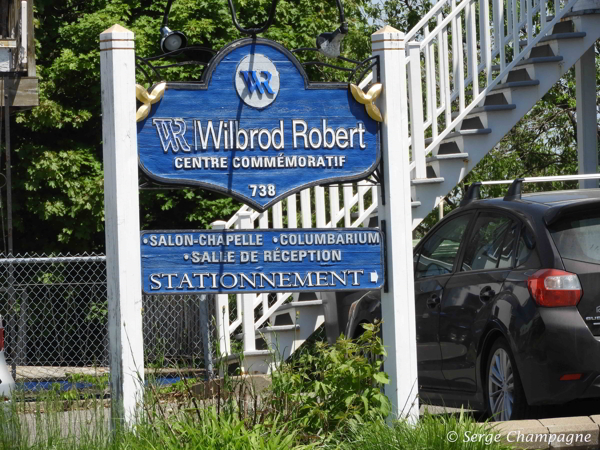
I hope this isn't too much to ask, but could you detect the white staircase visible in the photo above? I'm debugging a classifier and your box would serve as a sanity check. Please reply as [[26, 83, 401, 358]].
[[215, 0, 600, 374]]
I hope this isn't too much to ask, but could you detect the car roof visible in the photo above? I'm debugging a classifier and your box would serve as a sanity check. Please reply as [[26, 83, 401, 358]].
[[446, 188, 600, 223]]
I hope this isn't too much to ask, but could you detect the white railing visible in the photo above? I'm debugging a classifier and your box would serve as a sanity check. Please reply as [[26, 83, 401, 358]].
[[215, 179, 379, 355], [405, 0, 579, 180]]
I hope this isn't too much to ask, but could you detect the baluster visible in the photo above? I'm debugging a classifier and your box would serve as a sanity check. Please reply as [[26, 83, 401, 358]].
[[520, 0, 526, 25], [424, 24, 433, 129], [300, 189, 312, 228], [287, 194, 297, 229], [541, 0, 546, 29], [329, 185, 340, 228], [554, 0, 560, 16], [442, 24, 451, 127], [357, 181, 366, 224], [272, 201, 283, 228], [259, 210, 269, 229], [211, 221, 231, 358], [507, 0, 513, 49], [343, 185, 353, 227], [430, 38, 438, 139], [408, 42, 427, 180], [481, 0, 492, 88], [315, 186, 326, 228], [466, 0, 478, 98], [238, 212, 256, 354], [527, 0, 533, 44], [513, 0, 519, 61], [495, 0, 506, 71]]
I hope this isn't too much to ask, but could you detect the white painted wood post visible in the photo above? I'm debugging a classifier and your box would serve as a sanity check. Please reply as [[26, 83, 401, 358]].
[[576, 46, 598, 189], [372, 26, 420, 422], [19, 2, 27, 67], [238, 212, 256, 355], [212, 220, 231, 358], [100, 24, 145, 428]]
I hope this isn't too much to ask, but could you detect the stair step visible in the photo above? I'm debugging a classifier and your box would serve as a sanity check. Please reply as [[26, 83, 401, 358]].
[[506, 68, 532, 83], [233, 324, 301, 341], [460, 117, 485, 131], [220, 350, 273, 363], [539, 31, 586, 43], [451, 104, 516, 120], [466, 80, 539, 96], [258, 324, 300, 334], [275, 300, 323, 312], [515, 55, 563, 66], [427, 152, 469, 162], [517, 31, 586, 46], [411, 177, 445, 185], [424, 128, 492, 145], [552, 20, 573, 34], [529, 44, 555, 58], [411, 201, 422, 208]]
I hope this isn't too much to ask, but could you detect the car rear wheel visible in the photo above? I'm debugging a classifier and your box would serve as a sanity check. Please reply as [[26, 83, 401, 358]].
[[485, 338, 530, 421]]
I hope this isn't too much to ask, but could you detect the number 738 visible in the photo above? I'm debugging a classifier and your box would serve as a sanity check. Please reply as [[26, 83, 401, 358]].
[[249, 184, 276, 197]]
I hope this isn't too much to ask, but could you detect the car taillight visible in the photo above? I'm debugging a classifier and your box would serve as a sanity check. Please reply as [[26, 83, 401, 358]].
[[527, 269, 582, 307]]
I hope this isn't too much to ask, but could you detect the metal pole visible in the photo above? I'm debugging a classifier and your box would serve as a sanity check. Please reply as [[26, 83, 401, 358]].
[[4, 79, 12, 256], [3, 76, 15, 381]]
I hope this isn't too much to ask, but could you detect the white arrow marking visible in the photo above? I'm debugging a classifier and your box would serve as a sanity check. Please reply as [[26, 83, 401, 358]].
[[370, 271, 379, 283]]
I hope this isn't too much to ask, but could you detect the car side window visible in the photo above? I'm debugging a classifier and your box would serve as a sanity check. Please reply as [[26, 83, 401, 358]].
[[415, 214, 472, 280], [497, 221, 518, 269], [516, 227, 540, 268], [461, 213, 514, 272]]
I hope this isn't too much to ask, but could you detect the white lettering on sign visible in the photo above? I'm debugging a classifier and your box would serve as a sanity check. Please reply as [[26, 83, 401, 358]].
[[151, 119, 367, 154], [148, 270, 365, 291]]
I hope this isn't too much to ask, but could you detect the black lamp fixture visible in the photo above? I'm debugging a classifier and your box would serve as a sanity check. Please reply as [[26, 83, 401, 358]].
[[160, 0, 188, 53], [316, 0, 348, 58]]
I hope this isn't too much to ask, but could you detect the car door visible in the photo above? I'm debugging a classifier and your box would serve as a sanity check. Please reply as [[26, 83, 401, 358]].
[[438, 211, 518, 392], [414, 213, 473, 390]]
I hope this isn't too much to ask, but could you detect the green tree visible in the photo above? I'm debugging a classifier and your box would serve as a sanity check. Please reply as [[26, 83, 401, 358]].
[[9, 0, 375, 253]]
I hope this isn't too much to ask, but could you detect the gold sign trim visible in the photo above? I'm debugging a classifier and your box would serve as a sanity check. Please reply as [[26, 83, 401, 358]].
[[350, 83, 384, 123], [136, 83, 166, 122]]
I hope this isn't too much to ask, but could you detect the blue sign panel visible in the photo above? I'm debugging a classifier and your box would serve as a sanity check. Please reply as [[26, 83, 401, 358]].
[[137, 38, 380, 211], [141, 229, 384, 294]]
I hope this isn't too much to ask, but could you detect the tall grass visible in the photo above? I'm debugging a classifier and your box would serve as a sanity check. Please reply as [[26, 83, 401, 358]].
[[338, 410, 512, 450], [0, 325, 508, 449]]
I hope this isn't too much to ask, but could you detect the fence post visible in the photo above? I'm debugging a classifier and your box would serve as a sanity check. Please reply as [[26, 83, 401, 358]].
[[372, 26, 420, 422], [237, 212, 256, 360], [100, 24, 144, 428]]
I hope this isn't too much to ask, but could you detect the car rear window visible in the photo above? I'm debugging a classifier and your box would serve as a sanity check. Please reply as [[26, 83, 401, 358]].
[[549, 212, 600, 264]]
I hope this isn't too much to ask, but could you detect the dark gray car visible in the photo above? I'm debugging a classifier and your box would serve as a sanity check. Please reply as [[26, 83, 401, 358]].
[[339, 184, 600, 421]]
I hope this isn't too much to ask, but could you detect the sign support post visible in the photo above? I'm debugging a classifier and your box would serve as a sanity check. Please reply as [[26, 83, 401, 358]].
[[372, 26, 420, 422], [100, 24, 145, 428]]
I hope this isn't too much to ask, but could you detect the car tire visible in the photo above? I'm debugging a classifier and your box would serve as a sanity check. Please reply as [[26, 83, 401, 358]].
[[485, 337, 531, 421]]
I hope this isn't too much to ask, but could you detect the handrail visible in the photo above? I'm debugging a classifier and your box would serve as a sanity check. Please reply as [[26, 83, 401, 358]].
[[421, 0, 578, 157]]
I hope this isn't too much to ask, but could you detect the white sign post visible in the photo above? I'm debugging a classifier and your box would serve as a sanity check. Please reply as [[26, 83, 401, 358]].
[[100, 24, 145, 428], [372, 26, 420, 422]]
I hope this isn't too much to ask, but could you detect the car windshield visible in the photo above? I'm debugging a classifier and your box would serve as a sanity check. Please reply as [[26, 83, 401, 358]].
[[549, 211, 600, 265]]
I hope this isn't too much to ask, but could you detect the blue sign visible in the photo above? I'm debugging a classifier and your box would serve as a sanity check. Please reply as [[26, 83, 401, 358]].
[[137, 38, 380, 211], [140, 229, 384, 294]]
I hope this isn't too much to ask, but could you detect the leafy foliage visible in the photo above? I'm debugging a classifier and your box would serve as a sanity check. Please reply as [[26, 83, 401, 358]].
[[9, 0, 375, 253], [269, 322, 392, 436]]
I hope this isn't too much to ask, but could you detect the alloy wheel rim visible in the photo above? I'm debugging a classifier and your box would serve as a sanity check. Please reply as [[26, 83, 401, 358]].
[[488, 348, 515, 421]]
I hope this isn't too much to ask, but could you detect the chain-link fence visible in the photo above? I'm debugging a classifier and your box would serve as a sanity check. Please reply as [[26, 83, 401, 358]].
[[0, 253, 216, 393]]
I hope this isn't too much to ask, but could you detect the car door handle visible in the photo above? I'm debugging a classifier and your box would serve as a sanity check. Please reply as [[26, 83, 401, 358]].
[[480, 286, 496, 301], [426, 293, 441, 309]]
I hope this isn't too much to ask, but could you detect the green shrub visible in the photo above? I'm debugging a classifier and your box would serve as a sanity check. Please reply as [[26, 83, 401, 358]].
[[268, 322, 391, 437]]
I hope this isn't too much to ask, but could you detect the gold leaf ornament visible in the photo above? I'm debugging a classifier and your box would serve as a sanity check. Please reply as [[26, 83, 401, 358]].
[[350, 83, 384, 122], [135, 83, 166, 122]]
